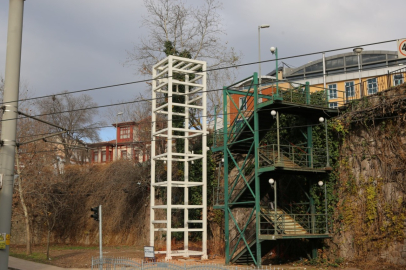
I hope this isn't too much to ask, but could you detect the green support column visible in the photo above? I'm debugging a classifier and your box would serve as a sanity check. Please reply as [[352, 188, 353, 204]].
[[310, 196, 315, 234], [311, 239, 318, 259], [253, 72, 262, 266], [306, 82, 313, 168], [223, 87, 230, 264]]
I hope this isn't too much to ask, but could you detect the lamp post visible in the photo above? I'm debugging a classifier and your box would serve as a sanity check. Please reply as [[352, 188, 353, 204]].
[[258, 24, 270, 101], [115, 112, 123, 161], [271, 110, 280, 164], [268, 178, 277, 235], [270, 46, 279, 97], [353, 47, 363, 97]]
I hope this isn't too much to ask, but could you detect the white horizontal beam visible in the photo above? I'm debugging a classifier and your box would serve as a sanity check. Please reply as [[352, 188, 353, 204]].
[[155, 110, 186, 117], [187, 220, 203, 223], [188, 95, 202, 104], [152, 220, 167, 224], [152, 128, 168, 136], [172, 79, 203, 88], [153, 103, 168, 112], [172, 228, 203, 232], [172, 102, 203, 109], [153, 181, 203, 187], [152, 205, 203, 209]]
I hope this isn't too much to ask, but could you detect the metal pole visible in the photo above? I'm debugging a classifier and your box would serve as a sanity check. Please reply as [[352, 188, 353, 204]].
[[325, 119, 330, 167], [223, 87, 230, 264], [274, 181, 277, 235], [357, 53, 362, 97], [99, 205, 102, 264], [324, 183, 328, 233], [275, 48, 279, 97], [322, 53, 328, 106], [258, 27, 261, 91], [276, 112, 280, 164], [115, 117, 118, 161], [322, 53, 326, 90], [0, 1, 24, 269], [253, 72, 261, 266]]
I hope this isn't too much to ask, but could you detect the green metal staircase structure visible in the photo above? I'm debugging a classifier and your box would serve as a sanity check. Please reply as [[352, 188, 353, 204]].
[[212, 73, 339, 266]]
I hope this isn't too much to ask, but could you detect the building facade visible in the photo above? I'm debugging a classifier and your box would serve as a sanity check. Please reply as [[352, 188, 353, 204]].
[[89, 121, 150, 164], [226, 50, 406, 124]]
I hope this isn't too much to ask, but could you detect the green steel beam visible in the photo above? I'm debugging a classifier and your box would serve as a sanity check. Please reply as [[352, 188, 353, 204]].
[[227, 91, 254, 134], [253, 72, 262, 266], [223, 86, 230, 264], [227, 75, 254, 89], [227, 148, 256, 198], [226, 137, 253, 147], [229, 208, 257, 264]]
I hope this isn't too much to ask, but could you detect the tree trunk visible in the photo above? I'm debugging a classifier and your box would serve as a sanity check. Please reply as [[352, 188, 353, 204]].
[[46, 229, 50, 260], [15, 147, 32, 255]]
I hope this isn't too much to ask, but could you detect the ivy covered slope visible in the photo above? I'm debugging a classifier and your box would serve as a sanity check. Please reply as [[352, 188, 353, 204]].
[[331, 82, 406, 265]]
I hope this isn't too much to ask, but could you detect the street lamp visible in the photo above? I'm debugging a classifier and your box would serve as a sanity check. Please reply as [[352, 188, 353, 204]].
[[353, 47, 363, 97], [115, 112, 123, 161], [258, 24, 270, 101], [270, 46, 279, 97]]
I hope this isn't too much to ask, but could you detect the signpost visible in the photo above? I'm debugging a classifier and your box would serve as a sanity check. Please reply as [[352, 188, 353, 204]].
[[144, 246, 155, 262], [397, 38, 406, 59]]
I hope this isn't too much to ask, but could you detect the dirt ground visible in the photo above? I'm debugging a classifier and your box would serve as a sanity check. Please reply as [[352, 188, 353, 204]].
[[9, 244, 225, 269], [9, 244, 406, 270]]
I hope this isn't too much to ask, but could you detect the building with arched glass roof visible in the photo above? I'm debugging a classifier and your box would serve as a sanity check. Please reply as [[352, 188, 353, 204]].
[[230, 50, 406, 116], [266, 50, 406, 108]]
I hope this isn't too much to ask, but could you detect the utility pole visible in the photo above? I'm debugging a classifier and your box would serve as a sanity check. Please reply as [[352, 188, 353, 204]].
[[0, 1, 25, 269]]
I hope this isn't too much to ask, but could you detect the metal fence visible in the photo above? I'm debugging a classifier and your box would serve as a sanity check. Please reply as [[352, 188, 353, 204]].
[[91, 257, 307, 270]]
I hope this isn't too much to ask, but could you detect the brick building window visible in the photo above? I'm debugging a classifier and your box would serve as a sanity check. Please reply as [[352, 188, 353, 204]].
[[101, 151, 106, 162], [120, 127, 130, 139], [121, 150, 127, 159], [94, 152, 98, 162]]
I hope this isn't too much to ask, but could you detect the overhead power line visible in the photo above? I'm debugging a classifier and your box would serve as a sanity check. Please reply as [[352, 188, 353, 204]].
[[0, 39, 397, 106]]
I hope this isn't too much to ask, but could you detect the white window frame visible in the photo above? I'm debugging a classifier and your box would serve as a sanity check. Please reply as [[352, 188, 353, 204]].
[[345, 81, 355, 98], [94, 152, 99, 162], [329, 102, 338, 109], [101, 151, 106, 162], [328, 84, 337, 99], [367, 78, 378, 95], [394, 74, 404, 86], [120, 127, 131, 139], [239, 97, 247, 111]]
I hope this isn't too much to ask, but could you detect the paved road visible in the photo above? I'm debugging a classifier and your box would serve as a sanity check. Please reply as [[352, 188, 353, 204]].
[[8, 256, 90, 270]]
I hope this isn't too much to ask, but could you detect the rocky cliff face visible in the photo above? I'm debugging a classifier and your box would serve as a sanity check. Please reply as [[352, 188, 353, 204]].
[[331, 83, 406, 265]]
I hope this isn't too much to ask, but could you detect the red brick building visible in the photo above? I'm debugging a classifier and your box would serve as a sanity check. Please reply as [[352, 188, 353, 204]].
[[89, 121, 150, 164]]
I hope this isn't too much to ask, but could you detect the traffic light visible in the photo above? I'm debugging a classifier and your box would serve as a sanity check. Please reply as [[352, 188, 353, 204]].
[[90, 206, 99, 221]]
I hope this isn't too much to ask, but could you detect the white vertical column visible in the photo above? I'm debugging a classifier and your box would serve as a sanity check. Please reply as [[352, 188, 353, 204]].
[[201, 62, 208, 260], [150, 65, 157, 247], [184, 74, 190, 257], [166, 56, 173, 261], [151, 56, 207, 259]]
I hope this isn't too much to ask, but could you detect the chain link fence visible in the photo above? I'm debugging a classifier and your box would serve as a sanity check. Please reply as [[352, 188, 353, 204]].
[[91, 257, 307, 270]]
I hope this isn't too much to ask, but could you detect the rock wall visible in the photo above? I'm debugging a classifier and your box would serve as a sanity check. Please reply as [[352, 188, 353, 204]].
[[331, 83, 406, 265]]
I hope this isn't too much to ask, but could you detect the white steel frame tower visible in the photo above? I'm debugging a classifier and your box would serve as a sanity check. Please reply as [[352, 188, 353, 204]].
[[150, 56, 207, 260]]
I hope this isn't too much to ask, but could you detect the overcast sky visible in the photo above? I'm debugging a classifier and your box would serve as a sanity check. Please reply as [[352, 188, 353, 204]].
[[0, 0, 403, 141]]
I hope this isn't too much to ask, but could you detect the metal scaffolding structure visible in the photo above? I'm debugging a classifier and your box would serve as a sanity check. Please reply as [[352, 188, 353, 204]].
[[150, 56, 208, 260], [212, 73, 338, 265]]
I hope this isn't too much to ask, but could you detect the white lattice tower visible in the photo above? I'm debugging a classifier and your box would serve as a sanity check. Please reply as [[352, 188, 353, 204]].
[[150, 56, 207, 260]]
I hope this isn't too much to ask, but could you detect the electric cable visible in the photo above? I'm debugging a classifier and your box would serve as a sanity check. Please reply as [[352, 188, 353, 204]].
[[0, 39, 397, 106], [16, 112, 406, 156]]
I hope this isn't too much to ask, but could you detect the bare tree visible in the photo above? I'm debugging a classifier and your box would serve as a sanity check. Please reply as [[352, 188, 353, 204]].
[[36, 92, 101, 164], [125, 0, 241, 119]]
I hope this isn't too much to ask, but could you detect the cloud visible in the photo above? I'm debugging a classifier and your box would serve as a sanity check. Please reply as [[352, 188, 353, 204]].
[[0, 0, 404, 140]]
